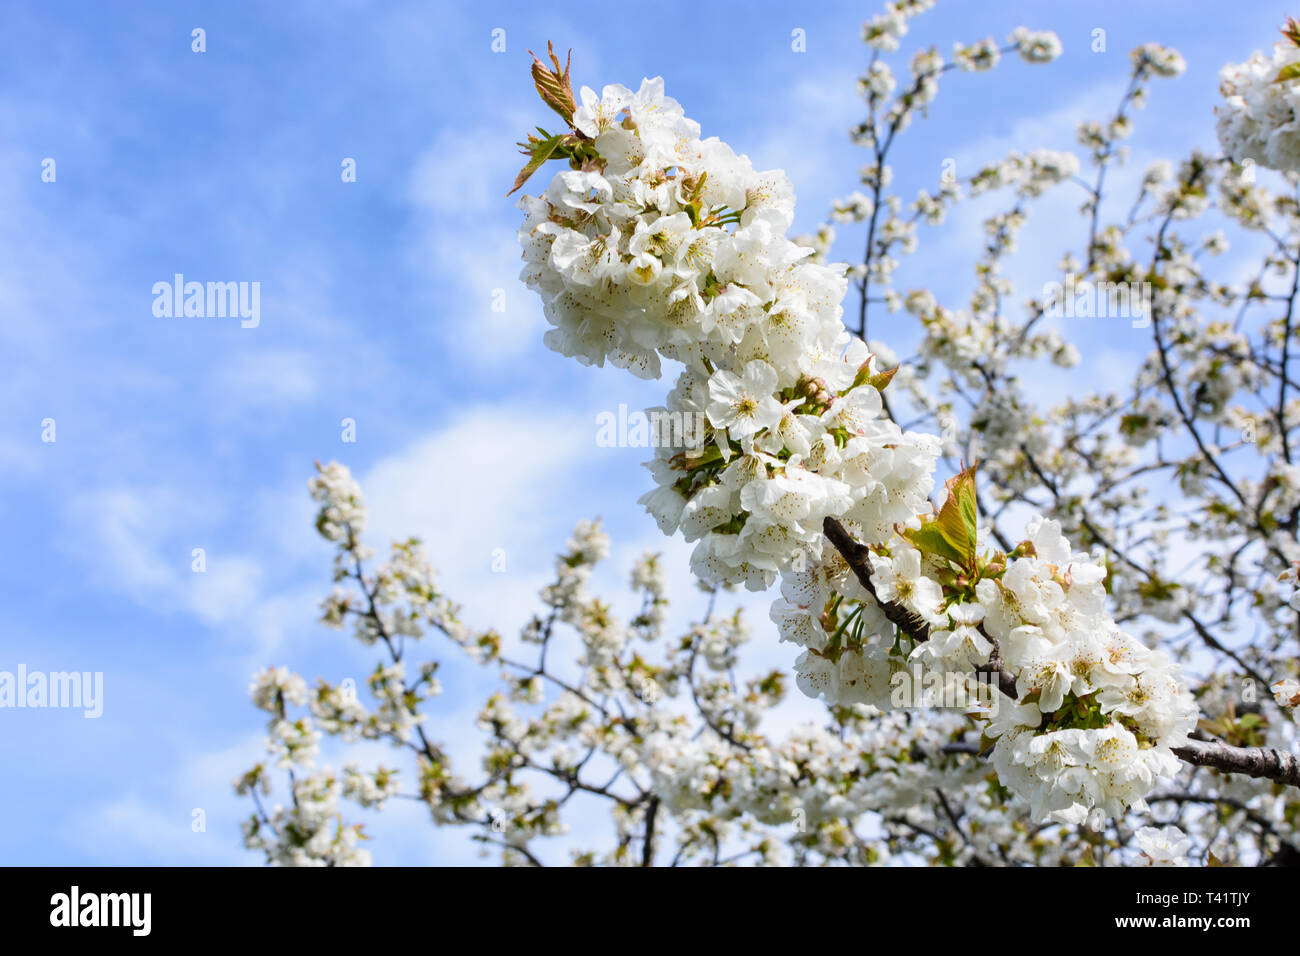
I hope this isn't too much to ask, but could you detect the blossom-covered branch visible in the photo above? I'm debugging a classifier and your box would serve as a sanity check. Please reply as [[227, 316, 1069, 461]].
[[512, 32, 1211, 826], [238, 0, 1300, 867], [823, 513, 1300, 787]]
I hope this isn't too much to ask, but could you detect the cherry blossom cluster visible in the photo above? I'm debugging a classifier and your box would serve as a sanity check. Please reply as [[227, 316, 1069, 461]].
[[517, 78, 943, 592], [236, 666, 373, 866], [514, 60, 1202, 824], [770, 514, 1199, 824], [1216, 22, 1300, 173]]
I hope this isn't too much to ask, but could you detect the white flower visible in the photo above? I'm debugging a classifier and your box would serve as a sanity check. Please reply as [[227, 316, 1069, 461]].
[[1009, 27, 1062, 63], [1272, 677, 1300, 709], [1025, 515, 1071, 565], [1216, 41, 1300, 171], [706, 360, 789, 440], [571, 83, 632, 138], [871, 548, 945, 626], [679, 484, 736, 542], [1131, 43, 1185, 78], [1134, 825, 1191, 866], [250, 667, 308, 713], [638, 484, 687, 535]]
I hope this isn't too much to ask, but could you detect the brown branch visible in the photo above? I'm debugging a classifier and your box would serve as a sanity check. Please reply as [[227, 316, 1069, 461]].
[[642, 797, 659, 867], [1171, 738, 1300, 787], [823, 516, 933, 641], [976, 660, 1019, 699]]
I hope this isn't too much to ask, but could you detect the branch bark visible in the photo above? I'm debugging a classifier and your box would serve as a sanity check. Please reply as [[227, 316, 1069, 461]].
[[1171, 738, 1300, 787]]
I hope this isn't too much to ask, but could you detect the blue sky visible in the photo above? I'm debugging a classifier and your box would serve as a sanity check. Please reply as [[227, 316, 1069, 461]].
[[1, 0, 1294, 865]]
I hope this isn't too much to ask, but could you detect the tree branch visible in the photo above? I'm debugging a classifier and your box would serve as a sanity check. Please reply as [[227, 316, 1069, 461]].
[[1171, 738, 1300, 787]]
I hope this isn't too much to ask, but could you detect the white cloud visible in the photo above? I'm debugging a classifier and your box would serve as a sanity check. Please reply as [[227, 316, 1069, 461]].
[[78, 795, 247, 865], [359, 402, 593, 636], [62, 487, 262, 628], [407, 118, 547, 367], [212, 349, 318, 411], [74, 734, 266, 866], [426, 227, 545, 365], [410, 125, 520, 216]]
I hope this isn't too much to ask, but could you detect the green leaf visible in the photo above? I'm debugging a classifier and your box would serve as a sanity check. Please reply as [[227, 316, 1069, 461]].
[[904, 523, 968, 569], [903, 463, 979, 571], [507, 131, 565, 197], [848, 360, 898, 394], [1118, 412, 1148, 436], [1275, 61, 1300, 85], [867, 365, 899, 392]]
